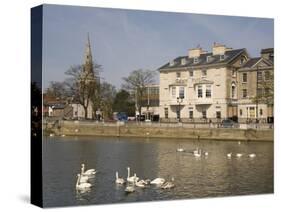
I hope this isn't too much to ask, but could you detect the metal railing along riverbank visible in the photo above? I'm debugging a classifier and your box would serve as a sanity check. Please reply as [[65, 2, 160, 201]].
[[45, 119, 274, 130]]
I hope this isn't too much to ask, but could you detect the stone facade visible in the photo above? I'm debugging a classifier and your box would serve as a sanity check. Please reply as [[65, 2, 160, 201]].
[[158, 44, 274, 123], [237, 48, 274, 123]]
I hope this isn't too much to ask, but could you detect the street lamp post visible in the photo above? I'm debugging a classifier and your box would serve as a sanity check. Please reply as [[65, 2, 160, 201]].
[[146, 87, 150, 121], [256, 66, 259, 126], [177, 97, 183, 122]]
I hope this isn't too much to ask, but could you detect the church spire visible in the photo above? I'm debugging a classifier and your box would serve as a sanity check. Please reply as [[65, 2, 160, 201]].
[[83, 33, 94, 75]]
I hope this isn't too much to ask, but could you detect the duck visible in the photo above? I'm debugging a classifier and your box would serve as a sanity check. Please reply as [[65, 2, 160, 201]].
[[76, 174, 92, 190], [151, 178, 165, 185], [115, 171, 125, 184], [227, 153, 232, 158], [236, 153, 243, 158], [161, 177, 175, 189], [81, 164, 96, 176], [249, 153, 256, 158]]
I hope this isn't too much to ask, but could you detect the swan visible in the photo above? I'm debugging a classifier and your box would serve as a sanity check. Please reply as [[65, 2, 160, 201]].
[[194, 149, 202, 157], [193, 148, 199, 154], [151, 178, 165, 185], [143, 179, 151, 185], [135, 180, 146, 188], [177, 148, 185, 152], [79, 174, 89, 183], [126, 167, 138, 183], [76, 174, 92, 190], [227, 153, 232, 158], [115, 171, 125, 184], [125, 185, 135, 193], [161, 177, 175, 189], [236, 153, 243, 158], [81, 164, 96, 176], [249, 153, 256, 158]]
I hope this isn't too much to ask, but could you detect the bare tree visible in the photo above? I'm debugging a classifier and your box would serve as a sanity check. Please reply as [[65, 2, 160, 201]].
[[45, 81, 67, 100], [122, 69, 156, 119], [65, 64, 101, 119]]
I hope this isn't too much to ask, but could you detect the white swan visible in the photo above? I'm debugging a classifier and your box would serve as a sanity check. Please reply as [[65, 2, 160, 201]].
[[125, 185, 135, 193], [81, 164, 96, 176], [79, 174, 89, 183], [249, 153, 256, 158], [135, 180, 146, 188], [227, 153, 232, 158], [194, 149, 202, 157], [177, 148, 185, 152], [161, 177, 175, 189], [115, 171, 125, 184], [151, 178, 165, 185], [126, 167, 138, 183], [76, 174, 92, 190], [193, 148, 199, 154], [236, 153, 243, 158]]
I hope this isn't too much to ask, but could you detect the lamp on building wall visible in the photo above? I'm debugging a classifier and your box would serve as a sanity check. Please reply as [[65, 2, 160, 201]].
[[177, 97, 183, 122]]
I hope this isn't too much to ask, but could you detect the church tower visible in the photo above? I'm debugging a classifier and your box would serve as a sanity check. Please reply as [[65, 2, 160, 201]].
[[83, 33, 94, 77]]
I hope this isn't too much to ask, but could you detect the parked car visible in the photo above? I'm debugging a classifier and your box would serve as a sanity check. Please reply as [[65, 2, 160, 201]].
[[221, 119, 235, 128]]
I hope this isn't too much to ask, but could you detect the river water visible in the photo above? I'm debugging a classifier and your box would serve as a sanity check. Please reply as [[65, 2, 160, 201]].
[[42, 136, 273, 207]]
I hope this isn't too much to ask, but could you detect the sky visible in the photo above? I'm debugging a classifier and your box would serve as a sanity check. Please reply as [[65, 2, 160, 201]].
[[42, 4, 274, 90]]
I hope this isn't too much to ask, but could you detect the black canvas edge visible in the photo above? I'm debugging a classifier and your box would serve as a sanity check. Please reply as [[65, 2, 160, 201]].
[[31, 5, 43, 208]]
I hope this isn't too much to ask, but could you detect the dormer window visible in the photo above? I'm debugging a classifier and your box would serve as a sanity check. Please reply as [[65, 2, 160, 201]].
[[206, 56, 212, 62], [181, 58, 186, 65], [220, 54, 225, 61], [194, 57, 199, 64]]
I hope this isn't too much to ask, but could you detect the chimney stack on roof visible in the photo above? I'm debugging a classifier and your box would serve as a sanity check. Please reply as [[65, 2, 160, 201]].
[[188, 46, 203, 58]]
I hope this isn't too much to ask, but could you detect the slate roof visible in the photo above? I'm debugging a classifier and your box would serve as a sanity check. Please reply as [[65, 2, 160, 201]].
[[158, 48, 246, 71], [241, 57, 261, 68]]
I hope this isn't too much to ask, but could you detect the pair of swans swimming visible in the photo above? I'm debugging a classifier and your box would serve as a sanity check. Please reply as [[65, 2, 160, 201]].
[[76, 164, 96, 190], [193, 148, 208, 157]]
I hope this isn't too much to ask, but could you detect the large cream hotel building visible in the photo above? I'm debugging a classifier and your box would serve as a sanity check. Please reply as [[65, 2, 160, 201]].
[[158, 43, 273, 123]]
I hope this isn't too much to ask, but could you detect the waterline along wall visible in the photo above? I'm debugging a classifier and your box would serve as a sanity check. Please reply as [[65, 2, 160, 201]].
[[45, 121, 274, 142]]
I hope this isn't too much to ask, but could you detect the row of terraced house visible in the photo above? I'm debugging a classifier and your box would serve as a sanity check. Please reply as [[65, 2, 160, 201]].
[[140, 43, 274, 124]]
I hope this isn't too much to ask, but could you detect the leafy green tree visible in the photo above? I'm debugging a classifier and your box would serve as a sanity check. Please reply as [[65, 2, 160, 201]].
[[113, 89, 135, 116], [99, 82, 116, 120]]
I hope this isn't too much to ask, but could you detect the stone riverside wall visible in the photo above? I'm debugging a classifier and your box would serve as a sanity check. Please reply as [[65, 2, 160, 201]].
[[49, 121, 274, 142]]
